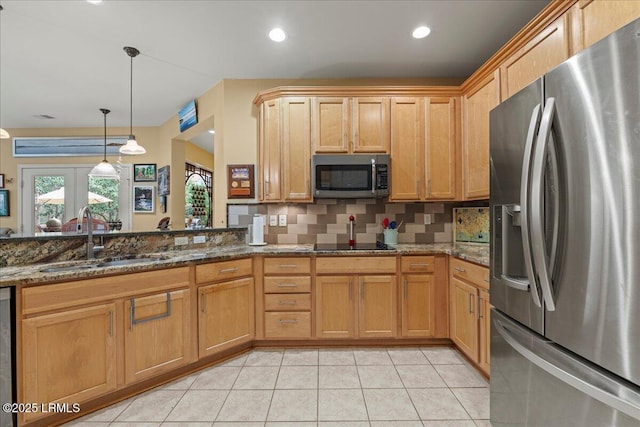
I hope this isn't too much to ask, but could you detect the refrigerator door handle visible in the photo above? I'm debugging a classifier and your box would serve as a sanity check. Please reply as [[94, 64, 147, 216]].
[[530, 98, 556, 311], [519, 104, 543, 307], [493, 310, 640, 421]]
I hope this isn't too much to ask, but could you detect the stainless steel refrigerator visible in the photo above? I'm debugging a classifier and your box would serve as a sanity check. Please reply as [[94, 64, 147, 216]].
[[490, 16, 640, 426]]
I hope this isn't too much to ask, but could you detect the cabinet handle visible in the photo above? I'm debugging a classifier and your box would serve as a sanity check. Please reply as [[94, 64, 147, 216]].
[[279, 300, 297, 305], [468, 292, 474, 314], [417, 178, 421, 199], [428, 179, 432, 196], [201, 293, 206, 313], [455, 267, 466, 273], [410, 263, 430, 268], [277, 283, 298, 288], [130, 292, 172, 329], [478, 296, 484, 320], [264, 181, 270, 196], [108, 310, 113, 337], [219, 267, 239, 274], [484, 278, 490, 283], [404, 279, 408, 300], [277, 264, 298, 269], [279, 319, 298, 324]]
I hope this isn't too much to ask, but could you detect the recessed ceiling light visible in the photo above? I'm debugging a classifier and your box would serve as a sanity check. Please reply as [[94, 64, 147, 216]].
[[412, 26, 431, 39], [269, 28, 287, 42], [208, 129, 216, 134], [86, 0, 103, 4]]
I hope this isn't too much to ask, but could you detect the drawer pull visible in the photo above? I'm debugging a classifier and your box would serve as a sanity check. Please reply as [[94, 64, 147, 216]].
[[279, 300, 297, 305], [130, 292, 172, 329], [410, 263, 430, 267], [455, 267, 466, 273], [278, 264, 298, 268], [219, 267, 239, 274], [277, 283, 298, 288], [279, 319, 298, 324]]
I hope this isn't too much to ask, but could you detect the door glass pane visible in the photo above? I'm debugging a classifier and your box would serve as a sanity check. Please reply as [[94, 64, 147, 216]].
[[88, 177, 121, 231], [185, 174, 210, 229], [34, 175, 66, 233]]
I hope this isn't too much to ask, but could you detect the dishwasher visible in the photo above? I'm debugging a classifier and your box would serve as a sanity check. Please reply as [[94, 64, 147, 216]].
[[0, 287, 15, 427]]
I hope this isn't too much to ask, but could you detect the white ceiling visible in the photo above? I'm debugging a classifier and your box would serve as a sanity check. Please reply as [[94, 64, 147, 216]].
[[0, 0, 549, 130]]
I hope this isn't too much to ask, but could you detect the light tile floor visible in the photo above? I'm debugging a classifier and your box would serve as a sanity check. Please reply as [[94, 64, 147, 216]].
[[65, 346, 490, 427]]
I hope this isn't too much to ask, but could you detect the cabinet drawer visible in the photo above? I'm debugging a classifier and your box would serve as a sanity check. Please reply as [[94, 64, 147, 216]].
[[401, 256, 435, 273], [264, 276, 311, 293], [265, 312, 311, 338], [316, 256, 396, 274], [450, 258, 489, 289], [265, 293, 311, 311], [264, 257, 311, 274], [196, 258, 252, 284]]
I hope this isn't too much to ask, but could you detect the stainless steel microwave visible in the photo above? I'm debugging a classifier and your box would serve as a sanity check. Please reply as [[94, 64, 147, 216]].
[[312, 154, 390, 198]]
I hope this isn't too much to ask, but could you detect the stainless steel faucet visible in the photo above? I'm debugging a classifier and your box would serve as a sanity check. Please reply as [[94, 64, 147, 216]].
[[78, 205, 96, 259]]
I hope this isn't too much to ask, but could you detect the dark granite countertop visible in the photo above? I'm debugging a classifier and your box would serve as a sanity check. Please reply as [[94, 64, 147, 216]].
[[0, 243, 489, 287]]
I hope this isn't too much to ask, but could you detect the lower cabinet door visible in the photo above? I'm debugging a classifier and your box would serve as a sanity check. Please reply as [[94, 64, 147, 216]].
[[22, 303, 117, 422], [124, 289, 193, 384], [402, 274, 435, 337], [316, 276, 355, 338], [199, 277, 255, 357], [478, 288, 491, 375], [450, 277, 479, 361], [359, 275, 397, 337]]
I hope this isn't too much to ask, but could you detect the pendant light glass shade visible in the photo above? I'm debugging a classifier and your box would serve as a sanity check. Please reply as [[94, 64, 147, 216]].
[[120, 46, 146, 155], [89, 108, 120, 180], [0, 128, 9, 139]]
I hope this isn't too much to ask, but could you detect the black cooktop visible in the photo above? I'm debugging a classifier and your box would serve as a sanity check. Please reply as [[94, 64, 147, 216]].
[[314, 241, 394, 251]]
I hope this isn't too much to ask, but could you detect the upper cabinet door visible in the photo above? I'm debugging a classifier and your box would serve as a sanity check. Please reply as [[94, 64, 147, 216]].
[[462, 71, 500, 200], [260, 98, 282, 201], [352, 97, 390, 153], [312, 97, 351, 153], [570, 0, 640, 54], [390, 97, 424, 201], [500, 14, 570, 101], [282, 97, 312, 202], [425, 97, 458, 200]]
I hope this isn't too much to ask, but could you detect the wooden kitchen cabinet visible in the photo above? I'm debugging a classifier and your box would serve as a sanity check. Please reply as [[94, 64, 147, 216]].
[[352, 97, 390, 153], [21, 303, 117, 422], [570, 0, 640, 54], [315, 256, 397, 339], [198, 277, 254, 357], [259, 98, 282, 201], [449, 257, 490, 376], [312, 97, 351, 153], [462, 70, 500, 200], [390, 97, 458, 201], [282, 97, 312, 201], [262, 257, 312, 339], [500, 14, 570, 101], [124, 289, 193, 384]]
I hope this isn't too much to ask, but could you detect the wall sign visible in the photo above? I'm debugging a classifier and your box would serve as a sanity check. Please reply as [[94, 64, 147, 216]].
[[227, 164, 254, 198]]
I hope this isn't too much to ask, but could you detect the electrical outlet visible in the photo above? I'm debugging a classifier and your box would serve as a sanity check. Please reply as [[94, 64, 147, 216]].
[[424, 214, 432, 225], [269, 215, 278, 226], [193, 235, 206, 244], [174, 236, 189, 246], [278, 214, 287, 226]]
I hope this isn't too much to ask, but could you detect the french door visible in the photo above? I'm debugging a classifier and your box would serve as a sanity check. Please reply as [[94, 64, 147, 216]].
[[19, 165, 131, 235]]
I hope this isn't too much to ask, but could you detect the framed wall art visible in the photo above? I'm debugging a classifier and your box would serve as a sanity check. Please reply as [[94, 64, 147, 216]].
[[133, 164, 157, 182], [0, 190, 9, 216], [133, 186, 155, 213], [0, 174, 5, 188], [227, 164, 255, 198], [158, 165, 170, 196]]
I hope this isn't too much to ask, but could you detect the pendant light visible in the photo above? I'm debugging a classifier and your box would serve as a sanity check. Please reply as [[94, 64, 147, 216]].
[[119, 46, 146, 155], [89, 108, 120, 180], [0, 5, 9, 139]]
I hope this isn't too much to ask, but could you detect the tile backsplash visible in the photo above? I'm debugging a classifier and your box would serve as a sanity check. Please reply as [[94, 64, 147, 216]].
[[453, 207, 490, 243], [228, 199, 455, 245]]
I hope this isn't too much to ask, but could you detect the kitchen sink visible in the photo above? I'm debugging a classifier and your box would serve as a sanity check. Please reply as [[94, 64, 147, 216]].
[[39, 256, 167, 273], [95, 257, 166, 267]]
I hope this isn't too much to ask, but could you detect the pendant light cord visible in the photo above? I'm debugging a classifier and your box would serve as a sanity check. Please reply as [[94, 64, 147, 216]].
[[104, 111, 107, 160], [129, 54, 133, 136]]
